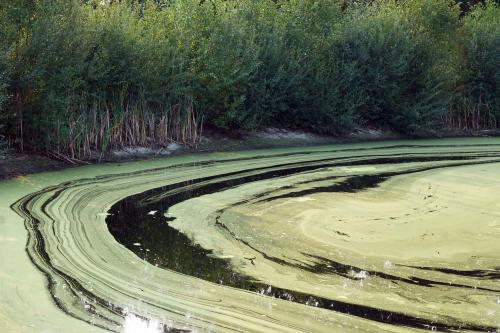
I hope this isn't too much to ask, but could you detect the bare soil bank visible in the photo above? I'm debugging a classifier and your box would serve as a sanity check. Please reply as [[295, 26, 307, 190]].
[[1, 127, 499, 180]]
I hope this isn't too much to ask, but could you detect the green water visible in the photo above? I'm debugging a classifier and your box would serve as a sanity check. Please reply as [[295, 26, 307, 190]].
[[1, 138, 500, 333]]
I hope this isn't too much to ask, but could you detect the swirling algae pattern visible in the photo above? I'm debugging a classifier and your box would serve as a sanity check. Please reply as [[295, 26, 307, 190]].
[[9, 140, 500, 333]]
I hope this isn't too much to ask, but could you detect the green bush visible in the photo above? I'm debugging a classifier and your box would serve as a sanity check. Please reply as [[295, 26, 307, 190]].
[[245, 0, 351, 134], [336, 0, 459, 133], [17, 1, 200, 153], [0, 0, 498, 155], [185, 0, 258, 128], [452, 0, 500, 128], [0, 71, 7, 115]]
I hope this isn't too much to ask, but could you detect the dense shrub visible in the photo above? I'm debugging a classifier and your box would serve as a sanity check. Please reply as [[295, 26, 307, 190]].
[[336, 0, 460, 133], [185, 0, 259, 128], [0, 0, 498, 156], [245, 0, 352, 134], [0, 33, 7, 113], [0, 71, 7, 115], [12, 1, 202, 156], [449, 0, 500, 129]]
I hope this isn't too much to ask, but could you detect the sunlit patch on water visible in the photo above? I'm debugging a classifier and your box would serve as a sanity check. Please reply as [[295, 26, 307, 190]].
[[122, 313, 161, 333]]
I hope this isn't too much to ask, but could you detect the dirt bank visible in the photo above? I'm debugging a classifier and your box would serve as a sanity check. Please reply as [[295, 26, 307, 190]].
[[1, 127, 498, 180]]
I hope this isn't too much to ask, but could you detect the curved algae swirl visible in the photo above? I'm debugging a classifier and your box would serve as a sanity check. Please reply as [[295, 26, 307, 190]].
[[12, 143, 500, 333]]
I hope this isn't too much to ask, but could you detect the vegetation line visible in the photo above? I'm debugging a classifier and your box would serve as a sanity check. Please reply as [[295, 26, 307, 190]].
[[0, 0, 498, 159]]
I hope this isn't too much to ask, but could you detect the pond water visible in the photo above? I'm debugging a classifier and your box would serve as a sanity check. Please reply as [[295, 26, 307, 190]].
[[1, 139, 500, 333]]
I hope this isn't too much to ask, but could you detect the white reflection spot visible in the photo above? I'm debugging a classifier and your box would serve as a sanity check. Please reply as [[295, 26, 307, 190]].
[[122, 314, 161, 333]]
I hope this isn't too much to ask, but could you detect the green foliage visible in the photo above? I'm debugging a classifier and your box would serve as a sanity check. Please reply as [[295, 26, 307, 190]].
[[243, 0, 351, 134], [12, 0, 200, 153], [453, 0, 500, 127], [0, 0, 498, 155], [336, 0, 460, 133], [185, 0, 258, 128], [0, 63, 7, 115], [0, 80, 7, 120]]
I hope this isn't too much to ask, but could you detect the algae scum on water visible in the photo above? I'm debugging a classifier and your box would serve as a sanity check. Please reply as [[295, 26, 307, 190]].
[[3, 139, 500, 332]]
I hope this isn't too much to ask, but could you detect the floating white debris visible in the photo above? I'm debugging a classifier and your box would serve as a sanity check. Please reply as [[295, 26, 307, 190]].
[[352, 270, 369, 279], [148, 211, 157, 216], [132, 243, 141, 247]]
